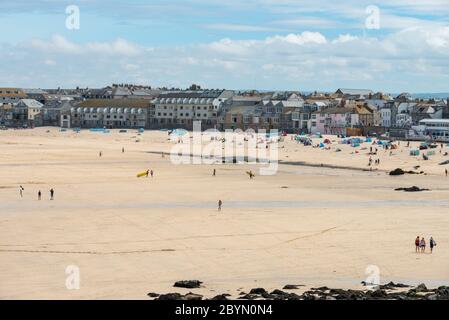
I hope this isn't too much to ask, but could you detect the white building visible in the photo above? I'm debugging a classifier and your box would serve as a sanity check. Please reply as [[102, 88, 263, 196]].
[[380, 108, 392, 127], [152, 90, 234, 129]]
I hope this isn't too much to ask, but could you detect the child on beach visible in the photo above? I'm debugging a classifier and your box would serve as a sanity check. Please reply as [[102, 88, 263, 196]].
[[218, 200, 222, 211], [415, 236, 420, 252]]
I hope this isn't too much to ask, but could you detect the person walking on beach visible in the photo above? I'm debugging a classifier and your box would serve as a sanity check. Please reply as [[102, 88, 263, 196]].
[[213, 169, 216, 176], [415, 236, 420, 252], [145, 170, 149, 178], [19, 185, 24, 198], [38, 190, 41, 201], [99, 151, 102, 157], [429, 237, 436, 253], [122, 147, 125, 153], [50, 188, 54, 200], [150, 169, 154, 178], [445, 169, 447, 177], [420, 237, 426, 253], [218, 200, 222, 211]]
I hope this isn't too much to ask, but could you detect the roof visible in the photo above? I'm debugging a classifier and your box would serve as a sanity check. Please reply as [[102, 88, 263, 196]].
[[336, 88, 374, 96], [76, 99, 150, 108], [16, 99, 44, 109], [314, 107, 354, 114], [23, 88, 48, 95], [419, 119, 449, 124], [228, 105, 257, 115], [0, 88, 27, 98], [156, 90, 225, 99]]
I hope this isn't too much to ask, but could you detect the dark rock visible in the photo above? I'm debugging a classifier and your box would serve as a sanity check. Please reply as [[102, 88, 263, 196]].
[[210, 294, 229, 300], [368, 289, 388, 298], [261, 292, 275, 299], [184, 292, 203, 301], [426, 294, 438, 300], [238, 294, 258, 300], [389, 168, 423, 176], [380, 281, 410, 290], [389, 168, 405, 176], [147, 292, 159, 298], [301, 293, 317, 300], [436, 286, 449, 297], [395, 186, 429, 192], [415, 283, 428, 293], [173, 280, 202, 289], [156, 293, 184, 300], [249, 288, 268, 295], [283, 284, 302, 290], [312, 286, 330, 291], [270, 289, 288, 296]]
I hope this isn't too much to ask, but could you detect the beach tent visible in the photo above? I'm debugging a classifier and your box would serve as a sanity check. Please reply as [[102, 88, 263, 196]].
[[323, 138, 331, 144], [319, 143, 325, 148], [172, 128, 188, 136], [351, 143, 360, 147], [410, 150, 420, 156]]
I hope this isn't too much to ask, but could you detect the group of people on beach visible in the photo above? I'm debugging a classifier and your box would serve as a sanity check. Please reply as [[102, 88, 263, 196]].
[[19, 186, 55, 200], [415, 236, 437, 253]]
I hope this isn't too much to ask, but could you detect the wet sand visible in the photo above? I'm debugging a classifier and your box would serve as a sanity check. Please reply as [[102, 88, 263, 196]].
[[0, 128, 448, 299]]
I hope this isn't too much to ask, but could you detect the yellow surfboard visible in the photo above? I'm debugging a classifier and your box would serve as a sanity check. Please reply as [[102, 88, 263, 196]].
[[136, 171, 148, 178]]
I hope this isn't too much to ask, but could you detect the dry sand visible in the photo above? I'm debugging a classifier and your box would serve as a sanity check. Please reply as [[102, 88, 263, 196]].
[[0, 127, 448, 299]]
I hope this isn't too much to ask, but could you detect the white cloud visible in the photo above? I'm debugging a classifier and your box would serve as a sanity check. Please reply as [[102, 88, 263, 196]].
[[266, 32, 327, 45], [2, 27, 449, 92], [29, 35, 142, 56], [333, 34, 358, 43]]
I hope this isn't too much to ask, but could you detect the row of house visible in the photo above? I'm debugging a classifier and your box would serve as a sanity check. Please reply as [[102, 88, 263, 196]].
[[1, 87, 448, 137]]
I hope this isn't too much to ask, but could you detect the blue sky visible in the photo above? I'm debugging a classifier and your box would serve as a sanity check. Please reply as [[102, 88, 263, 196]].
[[1, 0, 449, 92]]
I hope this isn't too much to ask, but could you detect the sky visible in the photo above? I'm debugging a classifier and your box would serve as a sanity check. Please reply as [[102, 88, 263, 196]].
[[0, 0, 449, 92]]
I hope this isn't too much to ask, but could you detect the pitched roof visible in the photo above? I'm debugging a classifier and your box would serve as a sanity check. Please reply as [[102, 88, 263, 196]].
[[76, 99, 150, 108], [336, 88, 374, 96], [18, 99, 44, 108]]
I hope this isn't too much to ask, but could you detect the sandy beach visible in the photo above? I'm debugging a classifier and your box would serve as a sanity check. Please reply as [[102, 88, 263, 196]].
[[0, 127, 448, 299]]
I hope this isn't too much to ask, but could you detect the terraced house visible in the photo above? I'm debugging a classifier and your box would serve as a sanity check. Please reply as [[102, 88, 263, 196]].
[[0, 88, 27, 105], [64, 99, 150, 129], [152, 90, 234, 130]]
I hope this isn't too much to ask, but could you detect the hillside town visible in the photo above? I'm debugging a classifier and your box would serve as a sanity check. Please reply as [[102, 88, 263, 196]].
[[1, 84, 449, 141]]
